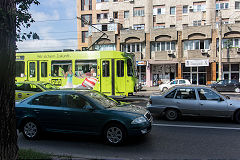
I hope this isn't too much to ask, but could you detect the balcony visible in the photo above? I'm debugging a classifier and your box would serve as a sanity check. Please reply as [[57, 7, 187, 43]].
[[151, 51, 177, 61], [222, 48, 240, 62], [183, 50, 210, 60], [120, 30, 145, 43]]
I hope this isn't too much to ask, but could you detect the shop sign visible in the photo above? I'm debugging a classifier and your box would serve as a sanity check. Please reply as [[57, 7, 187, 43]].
[[185, 59, 209, 67], [136, 61, 146, 66]]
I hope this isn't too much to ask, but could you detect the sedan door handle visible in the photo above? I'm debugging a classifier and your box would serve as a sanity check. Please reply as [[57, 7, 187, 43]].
[[176, 102, 180, 104], [64, 111, 71, 116], [33, 109, 40, 114], [200, 103, 203, 105], [26, 94, 30, 96]]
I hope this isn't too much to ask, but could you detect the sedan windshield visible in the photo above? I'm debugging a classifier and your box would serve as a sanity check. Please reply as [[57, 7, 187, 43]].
[[84, 92, 118, 108], [40, 83, 58, 90]]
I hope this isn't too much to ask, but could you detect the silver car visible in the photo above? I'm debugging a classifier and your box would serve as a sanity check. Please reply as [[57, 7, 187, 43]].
[[147, 85, 240, 123]]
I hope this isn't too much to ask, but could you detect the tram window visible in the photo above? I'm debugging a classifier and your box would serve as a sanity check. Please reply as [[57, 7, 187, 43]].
[[16, 61, 25, 77], [117, 60, 124, 77], [102, 61, 110, 77], [51, 61, 72, 77], [127, 59, 133, 76], [41, 62, 47, 77], [75, 60, 97, 78], [29, 62, 35, 77]]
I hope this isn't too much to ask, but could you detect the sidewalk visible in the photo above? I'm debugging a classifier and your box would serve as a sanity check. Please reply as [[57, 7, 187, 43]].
[[134, 86, 160, 97]]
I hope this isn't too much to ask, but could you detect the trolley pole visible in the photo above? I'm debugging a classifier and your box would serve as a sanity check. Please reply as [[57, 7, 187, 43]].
[[218, 10, 223, 81]]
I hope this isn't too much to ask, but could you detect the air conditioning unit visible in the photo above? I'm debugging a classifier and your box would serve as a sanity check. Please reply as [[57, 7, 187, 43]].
[[108, 17, 114, 22], [167, 50, 175, 57], [129, 0, 134, 2], [189, 5, 194, 12], [237, 48, 240, 53], [201, 49, 209, 53]]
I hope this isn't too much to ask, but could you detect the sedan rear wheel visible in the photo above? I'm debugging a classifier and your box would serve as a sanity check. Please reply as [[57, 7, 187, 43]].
[[165, 109, 179, 121], [235, 87, 240, 93], [104, 123, 126, 145], [22, 120, 40, 140]]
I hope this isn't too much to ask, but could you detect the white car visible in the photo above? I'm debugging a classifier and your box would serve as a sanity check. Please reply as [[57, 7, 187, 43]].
[[159, 79, 191, 92]]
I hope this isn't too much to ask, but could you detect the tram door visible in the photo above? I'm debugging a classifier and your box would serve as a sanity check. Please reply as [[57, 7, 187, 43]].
[[115, 59, 126, 96], [101, 60, 113, 95], [28, 61, 38, 81], [39, 61, 48, 82]]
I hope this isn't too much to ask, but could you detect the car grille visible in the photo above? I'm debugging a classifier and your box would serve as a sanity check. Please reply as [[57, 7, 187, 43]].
[[145, 112, 152, 122]]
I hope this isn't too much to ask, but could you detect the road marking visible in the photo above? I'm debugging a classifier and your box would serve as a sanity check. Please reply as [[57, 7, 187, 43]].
[[153, 123, 240, 130]]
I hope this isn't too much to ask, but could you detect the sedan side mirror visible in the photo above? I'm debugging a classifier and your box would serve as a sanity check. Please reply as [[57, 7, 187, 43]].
[[218, 97, 225, 101], [226, 96, 230, 99]]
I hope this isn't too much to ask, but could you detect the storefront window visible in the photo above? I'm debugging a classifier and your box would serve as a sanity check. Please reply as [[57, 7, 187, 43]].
[[223, 64, 229, 72], [198, 66, 206, 72], [231, 64, 239, 71], [182, 64, 207, 85], [182, 64, 190, 72], [192, 67, 197, 72]]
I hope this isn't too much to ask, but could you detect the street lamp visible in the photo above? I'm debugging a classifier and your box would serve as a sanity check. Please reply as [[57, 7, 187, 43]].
[[218, 7, 223, 81]]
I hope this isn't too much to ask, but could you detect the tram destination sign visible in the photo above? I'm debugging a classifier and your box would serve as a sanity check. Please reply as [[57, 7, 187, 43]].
[[185, 59, 209, 67]]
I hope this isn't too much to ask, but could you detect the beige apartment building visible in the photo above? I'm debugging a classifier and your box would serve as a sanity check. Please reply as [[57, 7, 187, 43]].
[[77, 0, 240, 87]]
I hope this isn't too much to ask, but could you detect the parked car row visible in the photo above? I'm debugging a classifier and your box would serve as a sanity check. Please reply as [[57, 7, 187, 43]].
[[159, 79, 240, 93], [15, 80, 240, 145]]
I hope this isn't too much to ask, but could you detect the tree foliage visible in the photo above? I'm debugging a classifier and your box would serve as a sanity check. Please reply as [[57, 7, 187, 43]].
[[16, 0, 40, 41]]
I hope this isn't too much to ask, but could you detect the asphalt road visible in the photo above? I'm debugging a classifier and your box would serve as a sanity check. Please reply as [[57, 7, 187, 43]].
[[18, 118, 240, 159], [17, 93, 240, 159]]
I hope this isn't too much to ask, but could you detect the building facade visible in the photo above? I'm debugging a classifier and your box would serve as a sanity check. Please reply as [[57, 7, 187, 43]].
[[77, 0, 240, 86]]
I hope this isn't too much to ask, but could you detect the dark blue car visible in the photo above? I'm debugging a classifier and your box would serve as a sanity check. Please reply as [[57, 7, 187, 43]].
[[16, 90, 152, 145]]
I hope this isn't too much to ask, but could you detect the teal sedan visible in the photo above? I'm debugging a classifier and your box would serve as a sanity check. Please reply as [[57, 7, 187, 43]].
[[16, 90, 152, 145]]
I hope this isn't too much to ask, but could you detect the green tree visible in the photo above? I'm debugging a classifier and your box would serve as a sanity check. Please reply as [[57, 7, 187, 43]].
[[0, 0, 39, 159]]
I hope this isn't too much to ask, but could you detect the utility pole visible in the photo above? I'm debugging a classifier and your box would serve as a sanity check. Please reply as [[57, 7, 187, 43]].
[[218, 10, 222, 81]]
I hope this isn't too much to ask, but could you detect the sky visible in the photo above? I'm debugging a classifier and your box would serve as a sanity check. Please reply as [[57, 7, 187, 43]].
[[17, 0, 78, 52]]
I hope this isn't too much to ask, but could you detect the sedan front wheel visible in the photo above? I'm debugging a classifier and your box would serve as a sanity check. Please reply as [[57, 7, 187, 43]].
[[104, 123, 126, 145]]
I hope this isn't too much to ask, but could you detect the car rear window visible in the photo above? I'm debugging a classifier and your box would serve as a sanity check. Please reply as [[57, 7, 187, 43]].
[[165, 89, 176, 98]]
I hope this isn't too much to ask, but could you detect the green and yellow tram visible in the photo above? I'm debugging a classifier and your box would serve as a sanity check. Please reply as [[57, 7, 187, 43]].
[[16, 51, 136, 96]]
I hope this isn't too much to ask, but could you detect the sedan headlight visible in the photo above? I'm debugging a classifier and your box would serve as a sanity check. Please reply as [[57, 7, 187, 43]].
[[131, 116, 147, 124]]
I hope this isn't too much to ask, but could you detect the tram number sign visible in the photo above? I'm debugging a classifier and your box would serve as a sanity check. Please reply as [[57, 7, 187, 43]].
[[51, 79, 62, 86]]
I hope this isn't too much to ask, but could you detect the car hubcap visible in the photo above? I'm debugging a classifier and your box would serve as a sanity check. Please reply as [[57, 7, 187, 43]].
[[235, 88, 240, 93], [24, 122, 37, 138], [107, 127, 122, 144], [167, 111, 177, 119]]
